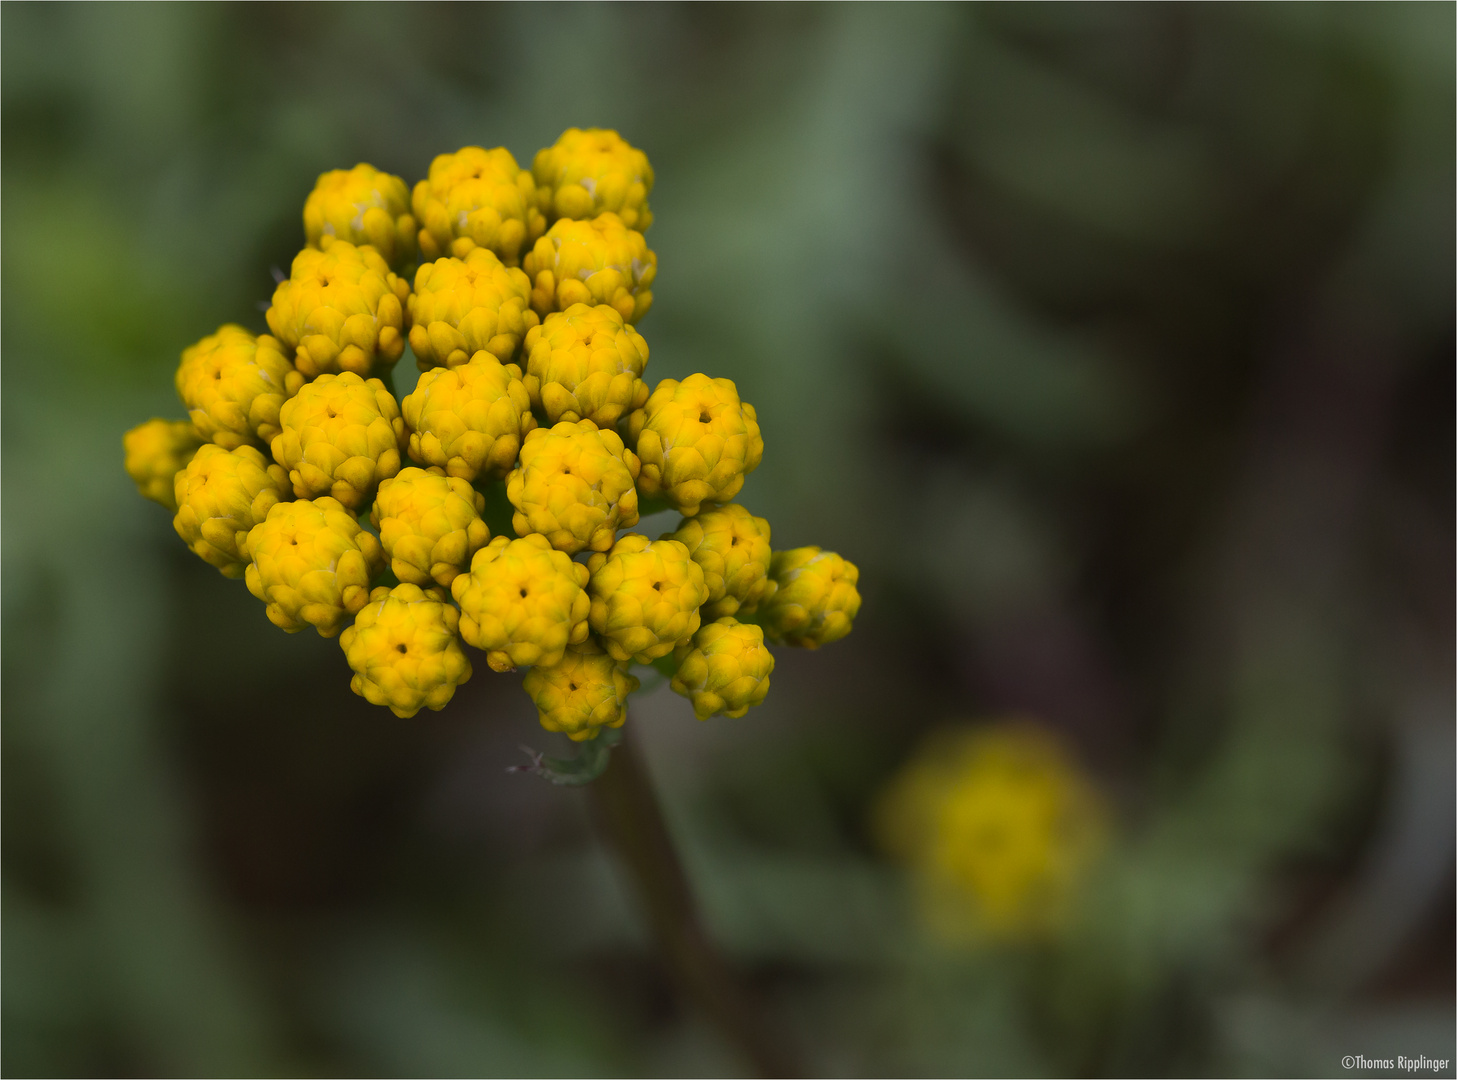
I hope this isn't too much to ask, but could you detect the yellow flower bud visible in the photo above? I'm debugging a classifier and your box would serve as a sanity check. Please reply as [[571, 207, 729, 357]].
[[522, 303, 649, 427], [407, 249, 538, 370], [371, 467, 491, 588], [450, 534, 591, 672], [670, 617, 774, 720], [665, 503, 775, 620], [586, 534, 707, 663], [244, 496, 385, 636], [873, 725, 1107, 941], [174, 324, 304, 450], [124, 418, 202, 512], [173, 444, 290, 577], [271, 372, 406, 510], [265, 241, 410, 379], [758, 547, 860, 648], [533, 127, 654, 232], [340, 584, 473, 718], [522, 642, 639, 741], [412, 146, 545, 265], [629, 374, 762, 516], [505, 420, 641, 555], [400, 355, 535, 482], [303, 164, 418, 270], [522, 213, 655, 324]]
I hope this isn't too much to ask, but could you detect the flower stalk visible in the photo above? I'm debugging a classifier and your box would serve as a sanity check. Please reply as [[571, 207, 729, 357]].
[[589, 731, 802, 1078]]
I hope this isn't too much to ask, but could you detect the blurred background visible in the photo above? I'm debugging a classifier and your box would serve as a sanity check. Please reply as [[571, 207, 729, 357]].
[[3, 3, 1453, 1076]]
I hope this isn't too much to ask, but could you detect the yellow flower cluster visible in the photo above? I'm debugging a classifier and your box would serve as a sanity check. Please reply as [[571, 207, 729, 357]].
[[123, 129, 860, 741], [874, 725, 1108, 942]]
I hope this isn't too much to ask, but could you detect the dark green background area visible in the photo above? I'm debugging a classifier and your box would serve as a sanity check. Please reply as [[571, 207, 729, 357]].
[[3, 4, 1453, 1076]]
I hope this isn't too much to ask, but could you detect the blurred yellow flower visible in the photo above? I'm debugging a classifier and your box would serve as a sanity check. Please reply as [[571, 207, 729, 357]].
[[874, 724, 1107, 942], [124, 418, 202, 512]]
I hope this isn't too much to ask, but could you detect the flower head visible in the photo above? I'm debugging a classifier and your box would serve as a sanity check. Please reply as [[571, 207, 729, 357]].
[[522, 643, 639, 741], [173, 444, 290, 577], [758, 547, 860, 648], [874, 725, 1107, 941], [450, 533, 591, 672], [586, 534, 707, 663], [665, 503, 774, 619], [670, 617, 774, 719], [629, 374, 762, 516], [303, 163, 417, 269], [244, 496, 385, 636], [371, 467, 491, 588], [124, 418, 203, 511], [506, 420, 641, 554], [340, 584, 473, 717], [400, 355, 535, 482], [265, 241, 410, 379], [175, 324, 304, 450], [407, 249, 538, 370], [522, 303, 649, 427], [522, 213, 655, 324], [533, 127, 654, 231], [412, 146, 545, 265], [271, 372, 406, 510]]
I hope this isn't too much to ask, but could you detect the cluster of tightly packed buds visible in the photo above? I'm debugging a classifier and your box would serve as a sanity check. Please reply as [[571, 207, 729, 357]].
[[124, 129, 860, 737]]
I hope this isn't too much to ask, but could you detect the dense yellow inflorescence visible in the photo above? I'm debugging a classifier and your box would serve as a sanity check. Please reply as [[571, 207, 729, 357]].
[[506, 420, 641, 554], [874, 725, 1107, 941], [408, 249, 538, 370], [451, 534, 592, 673], [371, 467, 490, 588], [522, 303, 649, 427], [340, 584, 473, 717], [665, 503, 775, 620], [271, 372, 406, 510], [126, 130, 862, 743], [173, 444, 290, 577], [670, 617, 774, 720], [630, 374, 762, 516], [175, 325, 304, 450], [522, 213, 655, 324], [401, 355, 535, 481], [413, 146, 545, 265], [244, 496, 385, 636], [533, 128, 654, 232], [303, 164, 418, 269], [266, 241, 410, 379], [758, 546, 861, 648], [586, 535, 707, 663], [523, 643, 640, 741], [125, 418, 203, 511]]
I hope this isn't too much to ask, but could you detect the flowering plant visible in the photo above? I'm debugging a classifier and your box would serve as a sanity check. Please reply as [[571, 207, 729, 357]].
[[124, 128, 860, 1073], [126, 128, 860, 752]]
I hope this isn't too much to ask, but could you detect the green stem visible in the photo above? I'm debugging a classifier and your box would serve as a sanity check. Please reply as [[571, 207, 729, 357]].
[[590, 733, 803, 1078]]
